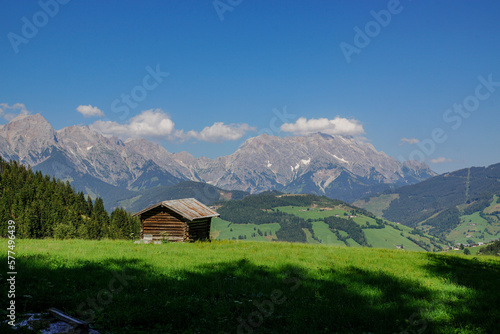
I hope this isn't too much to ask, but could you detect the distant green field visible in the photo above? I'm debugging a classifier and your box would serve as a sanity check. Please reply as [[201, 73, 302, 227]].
[[345, 237, 362, 247], [364, 226, 423, 251], [277, 205, 380, 227], [310, 221, 345, 246], [449, 212, 489, 244], [302, 227, 319, 244], [484, 194, 500, 214], [276, 205, 444, 251], [444, 246, 483, 256], [354, 174, 500, 246], [445, 204, 500, 245], [274, 205, 348, 219], [211, 218, 280, 241], [353, 193, 399, 218], [4, 239, 500, 334], [213, 202, 447, 251]]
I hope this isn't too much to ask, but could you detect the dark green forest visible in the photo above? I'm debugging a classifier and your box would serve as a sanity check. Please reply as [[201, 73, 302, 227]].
[[0, 157, 139, 239], [217, 192, 375, 244], [324, 216, 370, 247], [374, 163, 500, 232], [217, 191, 370, 222]]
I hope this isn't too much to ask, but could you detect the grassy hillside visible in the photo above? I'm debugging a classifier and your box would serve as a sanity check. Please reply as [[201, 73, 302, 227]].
[[4, 239, 500, 334], [211, 192, 449, 251], [115, 181, 249, 213], [354, 163, 500, 245]]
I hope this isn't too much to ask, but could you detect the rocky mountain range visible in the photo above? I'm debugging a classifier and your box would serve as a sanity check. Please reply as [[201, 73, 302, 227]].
[[0, 113, 436, 205]]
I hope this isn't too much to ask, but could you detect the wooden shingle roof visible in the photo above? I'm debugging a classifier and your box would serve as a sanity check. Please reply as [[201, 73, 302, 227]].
[[133, 198, 219, 221]]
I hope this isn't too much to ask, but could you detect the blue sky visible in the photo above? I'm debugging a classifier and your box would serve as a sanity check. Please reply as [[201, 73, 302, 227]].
[[1, 0, 499, 174]]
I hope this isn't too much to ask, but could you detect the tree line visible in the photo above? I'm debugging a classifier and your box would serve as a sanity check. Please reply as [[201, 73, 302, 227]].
[[323, 216, 370, 247], [478, 240, 500, 256], [0, 157, 139, 239]]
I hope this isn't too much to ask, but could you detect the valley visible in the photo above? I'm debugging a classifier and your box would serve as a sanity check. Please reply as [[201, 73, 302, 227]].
[[3, 2, 500, 333], [354, 164, 500, 245], [210, 192, 448, 251]]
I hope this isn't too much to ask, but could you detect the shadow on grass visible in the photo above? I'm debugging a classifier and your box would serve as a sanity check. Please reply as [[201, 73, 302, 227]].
[[1, 252, 499, 333], [422, 253, 500, 333]]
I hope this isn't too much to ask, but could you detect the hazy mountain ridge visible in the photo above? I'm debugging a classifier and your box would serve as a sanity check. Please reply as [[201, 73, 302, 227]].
[[354, 163, 500, 244], [0, 114, 435, 204]]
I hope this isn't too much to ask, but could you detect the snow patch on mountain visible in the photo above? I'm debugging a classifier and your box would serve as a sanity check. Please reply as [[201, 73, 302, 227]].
[[0, 115, 437, 201], [333, 155, 349, 164]]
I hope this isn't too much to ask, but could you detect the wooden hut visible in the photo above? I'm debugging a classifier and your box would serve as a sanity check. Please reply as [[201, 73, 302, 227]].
[[133, 198, 219, 242]]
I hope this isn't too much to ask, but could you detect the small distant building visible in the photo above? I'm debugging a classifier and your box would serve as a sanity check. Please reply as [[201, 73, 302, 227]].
[[133, 198, 219, 242], [396, 245, 403, 249]]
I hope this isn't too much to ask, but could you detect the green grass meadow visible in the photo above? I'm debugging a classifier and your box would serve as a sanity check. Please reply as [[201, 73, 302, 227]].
[[211, 218, 280, 241], [2, 239, 500, 333], [212, 204, 445, 252], [353, 194, 399, 218], [447, 195, 500, 244]]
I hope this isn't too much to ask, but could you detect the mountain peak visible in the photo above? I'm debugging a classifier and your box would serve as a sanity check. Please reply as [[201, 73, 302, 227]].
[[9, 112, 50, 125], [0, 115, 437, 203], [1, 113, 57, 165], [309, 132, 334, 139]]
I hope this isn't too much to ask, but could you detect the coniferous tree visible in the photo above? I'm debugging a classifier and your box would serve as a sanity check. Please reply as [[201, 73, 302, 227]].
[[86, 195, 94, 217], [88, 197, 108, 239], [0, 157, 139, 240]]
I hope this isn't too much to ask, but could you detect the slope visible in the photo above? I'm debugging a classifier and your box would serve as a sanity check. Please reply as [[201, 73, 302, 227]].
[[354, 162, 500, 244], [116, 181, 249, 213], [211, 191, 448, 251], [9, 239, 500, 333]]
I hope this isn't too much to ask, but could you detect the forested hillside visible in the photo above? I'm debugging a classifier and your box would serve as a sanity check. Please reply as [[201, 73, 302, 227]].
[[213, 192, 448, 251], [355, 163, 500, 244], [116, 181, 249, 213], [0, 157, 138, 239]]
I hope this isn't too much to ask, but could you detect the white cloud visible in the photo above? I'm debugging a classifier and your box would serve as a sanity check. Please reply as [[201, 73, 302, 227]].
[[280, 116, 364, 136], [90, 109, 253, 143], [186, 122, 256, 143], [429, 157, 452, 163], [400, 138, 420, 145], [76, 105, 104, 118], [0, 103, 29, 121], [90, 109, 176, 139]]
